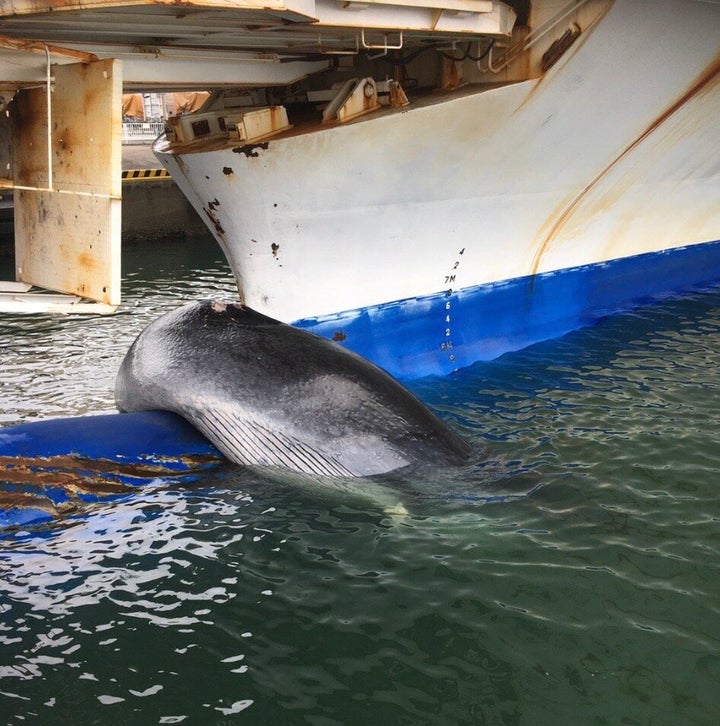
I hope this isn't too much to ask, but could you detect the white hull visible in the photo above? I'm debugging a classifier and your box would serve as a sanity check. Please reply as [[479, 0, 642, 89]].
[[155, 0, 720, 376]]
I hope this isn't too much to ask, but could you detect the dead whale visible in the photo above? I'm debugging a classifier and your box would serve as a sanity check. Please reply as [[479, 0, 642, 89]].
[[115, 301, 470, 478]]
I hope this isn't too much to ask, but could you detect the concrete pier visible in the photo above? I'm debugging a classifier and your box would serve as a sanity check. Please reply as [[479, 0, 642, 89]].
[[120, 145, 211, 247]]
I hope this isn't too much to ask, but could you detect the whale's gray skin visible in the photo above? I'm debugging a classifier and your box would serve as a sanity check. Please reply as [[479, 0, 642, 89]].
[[115, 301, 471, 477]]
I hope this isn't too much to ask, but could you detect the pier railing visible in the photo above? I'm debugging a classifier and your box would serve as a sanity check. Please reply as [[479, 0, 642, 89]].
[[122, 121, 165, 144]]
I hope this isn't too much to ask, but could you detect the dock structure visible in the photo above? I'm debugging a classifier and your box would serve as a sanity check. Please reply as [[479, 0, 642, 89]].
[[0, 0, 513, 313]]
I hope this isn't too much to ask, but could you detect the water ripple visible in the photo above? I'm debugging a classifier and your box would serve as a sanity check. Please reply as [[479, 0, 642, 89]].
[[3, 243, 720, 722]]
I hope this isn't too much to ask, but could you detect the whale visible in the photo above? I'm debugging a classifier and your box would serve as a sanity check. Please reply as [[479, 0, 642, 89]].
[[115, 301, 471, 478]]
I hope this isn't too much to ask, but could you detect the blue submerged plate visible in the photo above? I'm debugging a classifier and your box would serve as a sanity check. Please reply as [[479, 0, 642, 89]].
[[0, 411, 224, 529]]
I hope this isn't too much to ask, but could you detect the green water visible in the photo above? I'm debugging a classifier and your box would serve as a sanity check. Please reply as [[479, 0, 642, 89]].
[[1, 238, 720, 724]]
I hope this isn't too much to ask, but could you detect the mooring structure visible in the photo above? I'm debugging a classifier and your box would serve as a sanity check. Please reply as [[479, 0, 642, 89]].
[[0, 0, 513, 313]]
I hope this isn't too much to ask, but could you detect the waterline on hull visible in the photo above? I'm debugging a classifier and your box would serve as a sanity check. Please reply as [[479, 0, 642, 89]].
[[294, 240, 720, 379], [151, 0, 720, 380]]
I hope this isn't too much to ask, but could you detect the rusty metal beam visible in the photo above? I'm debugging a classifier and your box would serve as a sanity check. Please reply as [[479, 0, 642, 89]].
[[0, 33, 98, 61], [0, 41, 331, 91], [0, 1, 516, 61], [0, 0, 318, 18]]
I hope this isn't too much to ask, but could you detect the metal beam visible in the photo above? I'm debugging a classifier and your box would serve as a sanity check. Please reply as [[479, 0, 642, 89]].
[[314, 0, 515, 34], [0, 42, 330, 90], [0, 0, 319, 20], [103, 49, 330, 90], [341, 0, 494, 11], [0, 0, 496, 19], [0, 1, 516, 58]]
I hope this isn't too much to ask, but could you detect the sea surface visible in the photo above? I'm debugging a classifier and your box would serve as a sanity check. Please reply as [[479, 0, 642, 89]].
[[1, 236, 720, 724]]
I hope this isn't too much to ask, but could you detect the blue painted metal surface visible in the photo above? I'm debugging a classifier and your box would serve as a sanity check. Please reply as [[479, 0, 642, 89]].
[[0, 411, 223, 530], [296, 240, 720, 380], [0, 410, 217, 463]]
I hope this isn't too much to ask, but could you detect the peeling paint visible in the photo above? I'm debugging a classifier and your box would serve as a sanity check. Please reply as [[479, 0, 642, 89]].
[[204, 206, 225, 236], [233, 142, 269, 158]]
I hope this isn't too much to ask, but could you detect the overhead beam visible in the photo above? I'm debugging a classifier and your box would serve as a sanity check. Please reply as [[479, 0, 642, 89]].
[[0, 0, 319, 19], [0, 34, 98, 62], [98, 48, 331, 90], [0, 1, 515, 52], [314, 0, 516, 34], [0, 0, 496, 19], [0, 41, 330, 90], [339, 0, 494, 12]]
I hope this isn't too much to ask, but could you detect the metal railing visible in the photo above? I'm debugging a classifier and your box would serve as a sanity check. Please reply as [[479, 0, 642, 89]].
[[122, 121, 165, 144], [481, 0, 594, 74]]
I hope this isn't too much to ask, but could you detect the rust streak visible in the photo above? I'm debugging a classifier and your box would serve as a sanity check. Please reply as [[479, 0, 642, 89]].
[[204, 206, 225, 236], [78, 251, 97, 271], [0, 33, 98, 63], [0, 466, 134, 494], [0, 450, 223, 521], [530, 52, 720, 276]]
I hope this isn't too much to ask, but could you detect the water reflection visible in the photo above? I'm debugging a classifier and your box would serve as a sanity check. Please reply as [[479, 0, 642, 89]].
[[2, 238, 720, 722], [0, 238, 237, 424]]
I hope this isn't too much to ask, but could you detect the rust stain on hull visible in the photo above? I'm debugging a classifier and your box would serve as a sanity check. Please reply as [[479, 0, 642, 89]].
[[233, 142, 269, 158], [530, 52, 720, 276], [0, 453, 217, 478]]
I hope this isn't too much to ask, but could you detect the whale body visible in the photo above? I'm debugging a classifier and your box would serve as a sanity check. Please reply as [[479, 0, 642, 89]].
[[115, 301, 471, 478]]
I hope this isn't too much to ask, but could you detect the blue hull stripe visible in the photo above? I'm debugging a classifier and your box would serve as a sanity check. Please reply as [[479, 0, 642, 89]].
[[295, 240, 720, 379], [0, 411, 222, 529], [0, 410, 217, 463]]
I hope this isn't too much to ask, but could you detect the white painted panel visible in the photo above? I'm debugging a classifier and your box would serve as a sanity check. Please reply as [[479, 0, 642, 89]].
[[157, 0, 720, 323], [15, 190, 121, 305], [13, 58, 121, 304]]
